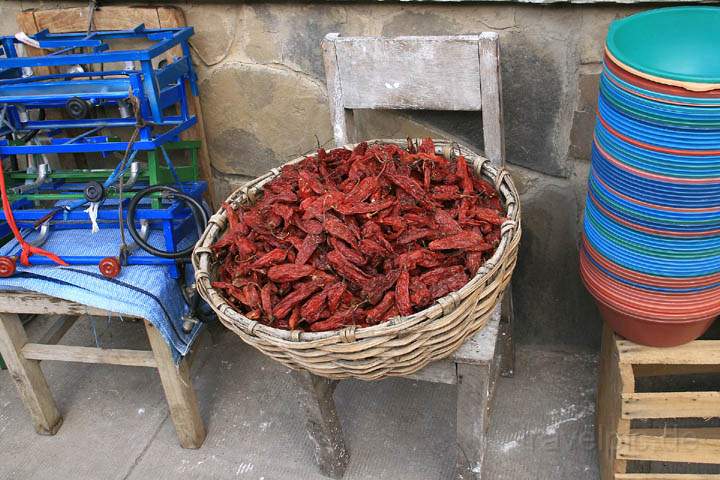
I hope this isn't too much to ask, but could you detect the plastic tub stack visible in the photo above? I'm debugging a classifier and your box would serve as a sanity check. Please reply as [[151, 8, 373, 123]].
[[580, 7, 720, 346]]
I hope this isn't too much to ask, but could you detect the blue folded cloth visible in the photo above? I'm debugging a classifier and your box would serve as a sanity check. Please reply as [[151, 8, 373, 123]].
[[0, 226, 203, 361]]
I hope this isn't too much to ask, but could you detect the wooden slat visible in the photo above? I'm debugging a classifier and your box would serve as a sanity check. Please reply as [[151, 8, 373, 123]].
[[334, 36, 483, 111], [598, 325, 636, 480], [617, 433, 720, 464], [618, 340, 720, 366], [0, 291, 139, 317], [405, 359, 456, 385], [22, 343, 156, 368], [322, 33, 352, 146], [631, 427, 720, 439], [622, 392, 720, 419], [32, 6, 162, 32], [635, 364, 720, 378], [478, 32, 505, 168], [617, 475, 720, 479], [38, 315, 78, 346]]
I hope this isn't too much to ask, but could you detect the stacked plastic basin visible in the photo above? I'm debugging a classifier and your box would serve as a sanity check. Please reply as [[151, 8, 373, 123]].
[[580, 7, 720, 346]]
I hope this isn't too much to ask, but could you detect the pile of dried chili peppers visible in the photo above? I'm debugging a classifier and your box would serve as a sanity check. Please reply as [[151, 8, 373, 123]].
[[211, 139, 506, 332]]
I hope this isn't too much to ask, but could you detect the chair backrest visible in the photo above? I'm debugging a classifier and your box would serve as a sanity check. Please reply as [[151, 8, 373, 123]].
[[322, 32, 505, 167]]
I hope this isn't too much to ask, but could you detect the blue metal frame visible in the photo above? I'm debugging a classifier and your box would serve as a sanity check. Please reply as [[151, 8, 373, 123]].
[[0, 25, 198, 154], [1, 181, 207, 277], [0, 26, 206, 277]]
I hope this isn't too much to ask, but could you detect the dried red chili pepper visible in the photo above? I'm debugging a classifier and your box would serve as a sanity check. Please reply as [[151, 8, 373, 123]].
[[359, 238, 389, 257], [427, 232, 493, 252], [325, 282, 345, 313], [418, 138, 435, 154], [273, 281, 322, 319], [419, 265, 466, 285], [329, 237, 366, 266], [327, 250, 371, 287], [434, 209, 462, 235], [456, 156, 474, 195], [395, 269, 412, 316], [298, 169, 326, 196], [295, 233, 324, 265], [343, 176, 380, 205], [289, 305, 302, 330], [295, 216, 323, 235], [366, 291, 395, 323], [267, 264, 316, 283], [235, 237, 257, 258], [301, 289, 328, 323], [324, 217, 359, 247], [242, 284, 261, 309], [336, 197, 395, 215], [430, 184, 461, 201], [397, 227, 439, 245], [410, 282, 432, 308], [386, 172, 428, 205], [466, 252, 485, 276], [472, 207, 505, 226], [261, 283, 276, 318], [428, 271, 469, 300], [271, 203, 294, 227], [250, 248, 287, 269]]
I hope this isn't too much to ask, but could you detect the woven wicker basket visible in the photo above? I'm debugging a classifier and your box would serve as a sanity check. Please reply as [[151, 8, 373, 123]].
[[192, 139, 521, 380]]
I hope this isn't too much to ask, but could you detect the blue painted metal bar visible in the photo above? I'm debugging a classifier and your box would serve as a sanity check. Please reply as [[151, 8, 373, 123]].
[[0, 27, 194, 67], [0, 69, 134, 85]]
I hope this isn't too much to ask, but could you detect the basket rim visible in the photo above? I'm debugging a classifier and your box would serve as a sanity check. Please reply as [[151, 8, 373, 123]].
[[192, 138, 522, 344]]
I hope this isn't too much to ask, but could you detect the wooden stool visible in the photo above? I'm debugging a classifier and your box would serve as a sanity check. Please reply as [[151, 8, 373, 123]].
[[597, 325, 720, 479], [0, 291, 206, 449], [293, 299, 512, 480]]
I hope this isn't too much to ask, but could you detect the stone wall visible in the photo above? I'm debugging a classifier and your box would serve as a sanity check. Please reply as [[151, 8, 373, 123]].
[[2, 1, 672, 348]]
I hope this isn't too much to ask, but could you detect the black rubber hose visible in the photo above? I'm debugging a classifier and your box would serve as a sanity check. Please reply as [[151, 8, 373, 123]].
[[126, 185, 209, 259]]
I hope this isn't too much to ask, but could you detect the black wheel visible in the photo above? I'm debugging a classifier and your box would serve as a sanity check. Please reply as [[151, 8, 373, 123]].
[[84, 180, 105, 203], [65, 97, 91, 119]]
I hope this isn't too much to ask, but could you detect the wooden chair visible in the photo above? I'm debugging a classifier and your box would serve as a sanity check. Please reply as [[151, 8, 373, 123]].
[[0, 291, 206, 449], [290, 32, 514, 480]]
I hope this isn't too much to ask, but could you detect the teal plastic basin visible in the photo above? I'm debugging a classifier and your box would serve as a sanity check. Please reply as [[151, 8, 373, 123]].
[[607, 7, 720, 84]]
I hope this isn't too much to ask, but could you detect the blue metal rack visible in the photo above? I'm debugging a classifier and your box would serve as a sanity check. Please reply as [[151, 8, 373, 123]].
[[0, 24, 198, 154], [0, 25, 208, 279]]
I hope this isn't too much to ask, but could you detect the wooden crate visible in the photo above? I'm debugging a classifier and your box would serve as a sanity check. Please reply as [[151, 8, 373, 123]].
[[597, 325, 720, 479]]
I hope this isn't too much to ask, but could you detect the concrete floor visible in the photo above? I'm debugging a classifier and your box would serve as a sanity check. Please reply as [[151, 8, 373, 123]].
[[0, 317, 599, 480]]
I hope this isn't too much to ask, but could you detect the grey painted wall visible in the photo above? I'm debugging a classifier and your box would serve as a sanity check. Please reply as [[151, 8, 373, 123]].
[[3, 0, 682, 348]]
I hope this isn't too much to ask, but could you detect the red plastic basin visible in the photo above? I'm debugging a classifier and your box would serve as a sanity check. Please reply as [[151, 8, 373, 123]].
[[580, 252, 720, 318], [595, 297, 715, 347]]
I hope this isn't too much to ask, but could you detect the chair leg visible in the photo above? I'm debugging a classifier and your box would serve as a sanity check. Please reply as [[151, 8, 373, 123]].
[[499, 286, 515, 378], [292, 370, 349, 479], [0, 312, 62, 435], [456, 362, 493, 480], [145, 321, 206, 449]]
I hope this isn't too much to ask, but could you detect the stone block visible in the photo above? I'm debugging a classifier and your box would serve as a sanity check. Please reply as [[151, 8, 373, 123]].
[[200, 62, 332, 177], [569, 69, 601, 161]]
